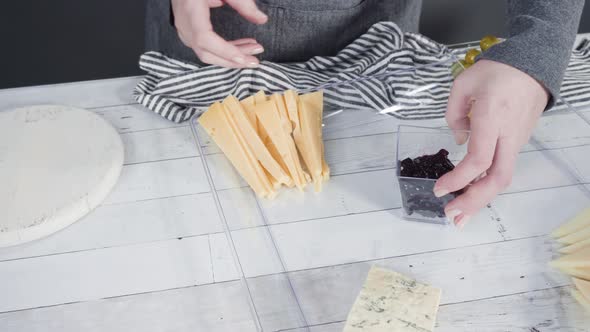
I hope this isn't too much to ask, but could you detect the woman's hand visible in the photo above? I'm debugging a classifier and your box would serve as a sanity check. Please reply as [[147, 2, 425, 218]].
[[436, 59, 549, 228], [171, 0, 268, 68]]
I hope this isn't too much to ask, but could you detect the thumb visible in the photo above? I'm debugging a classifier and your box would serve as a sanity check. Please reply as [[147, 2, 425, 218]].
[[224, 0, 268, 24], [446, 79, 472, 145]]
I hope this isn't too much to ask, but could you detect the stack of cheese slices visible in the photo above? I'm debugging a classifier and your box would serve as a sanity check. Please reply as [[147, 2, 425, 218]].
[[198, 90, 329, 199], [550, 207, 590, 312]]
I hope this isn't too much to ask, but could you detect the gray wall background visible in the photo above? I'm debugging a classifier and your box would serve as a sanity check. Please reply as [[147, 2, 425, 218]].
[[1, 1, 588, 89]]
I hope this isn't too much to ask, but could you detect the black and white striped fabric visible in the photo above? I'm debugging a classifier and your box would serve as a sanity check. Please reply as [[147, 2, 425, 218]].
[[134, 22, 590, 123]]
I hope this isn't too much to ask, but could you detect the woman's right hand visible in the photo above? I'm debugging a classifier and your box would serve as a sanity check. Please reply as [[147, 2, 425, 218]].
[[171, 0, 268, 68]]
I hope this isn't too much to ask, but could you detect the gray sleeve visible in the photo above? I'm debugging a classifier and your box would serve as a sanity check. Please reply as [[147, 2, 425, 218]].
[[479, 0, 585, 107]]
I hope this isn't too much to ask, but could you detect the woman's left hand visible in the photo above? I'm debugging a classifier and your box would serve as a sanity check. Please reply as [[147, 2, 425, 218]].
[[435, 59, 549, 228]]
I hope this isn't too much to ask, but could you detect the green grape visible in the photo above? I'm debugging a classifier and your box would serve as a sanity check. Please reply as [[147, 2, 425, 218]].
[[480, 35, 500, 51], [464, 49, 481, 65]]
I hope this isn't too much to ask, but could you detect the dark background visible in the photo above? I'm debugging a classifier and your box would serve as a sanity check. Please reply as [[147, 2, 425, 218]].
[[1, 0, 589, 89]]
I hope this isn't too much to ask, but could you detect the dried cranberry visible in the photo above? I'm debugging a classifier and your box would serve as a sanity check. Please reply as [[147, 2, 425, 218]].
[[399, 149, 455, 179], [398, 149, 463, 222]]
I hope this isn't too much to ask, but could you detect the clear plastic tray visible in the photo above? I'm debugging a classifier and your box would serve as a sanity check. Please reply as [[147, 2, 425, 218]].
[[188, 94, 590, 332], [183, 40, 590, 332], [188, 56, 462, 331]]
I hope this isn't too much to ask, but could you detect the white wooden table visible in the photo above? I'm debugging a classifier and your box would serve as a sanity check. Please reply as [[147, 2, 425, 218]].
[[2, 37, 590, 331]]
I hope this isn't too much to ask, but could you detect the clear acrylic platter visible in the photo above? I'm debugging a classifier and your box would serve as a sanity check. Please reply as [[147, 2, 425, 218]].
[[188, 89, 590, 330]]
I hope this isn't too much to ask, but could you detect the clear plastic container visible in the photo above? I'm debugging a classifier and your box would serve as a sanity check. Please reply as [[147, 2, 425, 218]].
[[396, 125, 468, 225]]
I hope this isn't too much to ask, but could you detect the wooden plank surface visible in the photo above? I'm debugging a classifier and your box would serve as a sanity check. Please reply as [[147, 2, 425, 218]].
[[276, 287, 590, 332], [1, 60, 590, 332], [121, 126, 198, 165], [249, 236, 573, 328], [96, 104, 185, 133], [0, 77, 141, 112], [0, 193, 223, 262], [0, 280, 258, 332], [102, 157, 210, 205], [0, 235, 213, 312]]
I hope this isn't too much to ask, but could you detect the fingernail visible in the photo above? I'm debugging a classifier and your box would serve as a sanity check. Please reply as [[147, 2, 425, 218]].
[[445, 209, 462, 223], [455, 215, 470, 230], [474, 172, 486, 182], [434, 188, 449, 197], [232, 57, 245, 64], [456, 220, 465, 230], [456, 132, 469, 145], [250, 47, 264, 55], [247, 62, 259, 68]]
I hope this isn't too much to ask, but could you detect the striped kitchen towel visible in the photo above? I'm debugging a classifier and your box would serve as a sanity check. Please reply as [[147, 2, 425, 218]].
[[134, 22, 590, 123]]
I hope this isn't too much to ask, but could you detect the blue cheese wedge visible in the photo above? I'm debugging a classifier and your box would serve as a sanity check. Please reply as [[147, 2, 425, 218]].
[[344, 266, 442, 332]]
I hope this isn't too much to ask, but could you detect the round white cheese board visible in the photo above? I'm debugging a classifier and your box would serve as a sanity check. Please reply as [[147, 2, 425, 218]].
[[0, 105, 124, 247]]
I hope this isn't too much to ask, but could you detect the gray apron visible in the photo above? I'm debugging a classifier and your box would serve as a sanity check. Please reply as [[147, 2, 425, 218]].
[[145, 0, 422, 64]]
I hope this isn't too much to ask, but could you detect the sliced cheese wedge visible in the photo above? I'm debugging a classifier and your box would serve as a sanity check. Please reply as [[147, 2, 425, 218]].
[[271, 93, 308, 189], [549, 246, 590, 269], [297, 91, 326, 192], [321, 142, 330, 181], [220, 101, 276, 197], [252, 90, 267, 135], [240, 95, 257, 126], [254, 90, 267, 103], [255, 101, 293, 190], [552, 207, 590, 239], [273, 91, 311, 190], [284, 90, 312, 184], [256, 96, 308, 190], [254, 91, 292, 189], [557, 225, 590, 245], [241, 91, 268, 130], [305, 90, 329, 184], [284, 90, 300, 129], [273, 93, 292, 132], [572, 289, 590, 312], [223, 95, 292, 188], [241, 94, 282, 190], [198, 102, 271, 197], [573, 277, 590, 301], [559, 237, 590, 254], [556, 266, 590, 281]]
